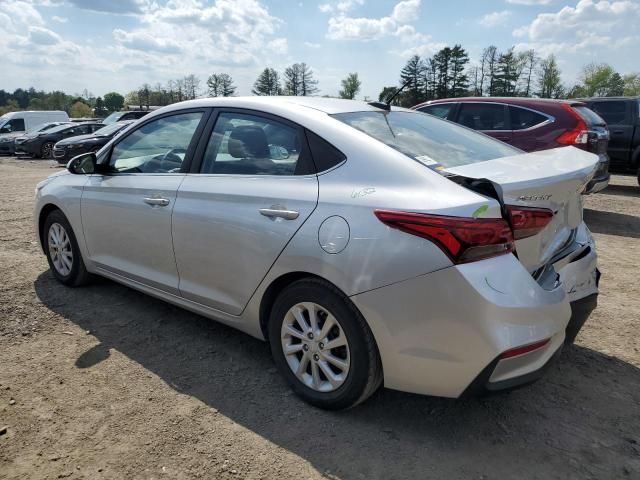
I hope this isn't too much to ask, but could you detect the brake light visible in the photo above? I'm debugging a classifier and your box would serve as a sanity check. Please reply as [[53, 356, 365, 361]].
[[556, 103, 588, 146], [499, 338, 550, 359], [505, 205, 554, 240], [374, 209, 514, 264]]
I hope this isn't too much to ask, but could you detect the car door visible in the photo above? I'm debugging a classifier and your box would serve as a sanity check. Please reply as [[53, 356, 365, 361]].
[[172, 110, 319, 315], [455, 102, 512, 144], [588, 100, 633, 166], [508, 105, 551, 151], [81, 109, 208, 294]]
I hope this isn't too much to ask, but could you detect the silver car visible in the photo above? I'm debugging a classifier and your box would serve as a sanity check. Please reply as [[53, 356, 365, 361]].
[[34, 97, 600, 409]]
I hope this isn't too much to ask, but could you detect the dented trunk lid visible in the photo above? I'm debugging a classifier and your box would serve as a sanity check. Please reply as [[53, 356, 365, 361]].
[[444, 146, 598, 272]]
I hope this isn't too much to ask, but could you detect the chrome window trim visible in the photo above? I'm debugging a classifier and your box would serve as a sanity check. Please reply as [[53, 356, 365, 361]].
[[452, 101, 555, 133]]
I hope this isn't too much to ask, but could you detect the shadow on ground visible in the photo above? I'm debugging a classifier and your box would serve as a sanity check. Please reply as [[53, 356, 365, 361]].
[[602, 184, 640, 198], [34, 272, 640, 479], [584, 208, 640, 239]]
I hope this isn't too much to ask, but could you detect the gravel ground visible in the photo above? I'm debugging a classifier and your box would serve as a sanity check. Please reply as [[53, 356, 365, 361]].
[[0, 156, 639, 480]]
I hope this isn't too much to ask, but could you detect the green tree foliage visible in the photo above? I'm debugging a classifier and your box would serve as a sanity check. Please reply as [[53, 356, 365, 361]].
[[284, 63, 319, 96], [493, 48, 525, 96], [252, 68, 281, 95], [339, 72, 361, 99], [537, 54, 564, 98], [579, 63, 623, 97], [623, 73, 640, 96], [399, 55, 425, 106], [378, 86, 402, 105], [103, 92, 124, 111], [207, 73, 236, 97], [69, 101, 93, 118]]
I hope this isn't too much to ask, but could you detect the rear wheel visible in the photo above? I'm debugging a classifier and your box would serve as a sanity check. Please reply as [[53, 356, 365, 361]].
[[268, 278, 382, 410], [41, 142, 54, 159], [43, 210, 91, 287]]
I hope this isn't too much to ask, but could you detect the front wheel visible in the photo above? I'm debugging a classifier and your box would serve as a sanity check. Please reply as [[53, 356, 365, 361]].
[[43, 210, 91, 286], [41, 142, 54, 159], [268, 278, 382, 410]]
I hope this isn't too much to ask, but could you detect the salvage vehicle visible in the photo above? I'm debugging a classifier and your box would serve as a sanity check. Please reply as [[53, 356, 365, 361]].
[[21, 122, 103, 159], [413, 97, 610, 193], [0, 110, 69, 155], [53, 120, 134, 164], [34, 97, 600, 409], [582, 96, 640, 184]]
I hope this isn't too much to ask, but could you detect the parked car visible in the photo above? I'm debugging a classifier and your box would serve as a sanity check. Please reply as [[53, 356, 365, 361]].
[[413, 97, 610, 193], [35, 97, 599, 409], [53, 120, 135, 164], [0, 110, 70, 155], [102, 110, 149, 125], [582, 96, 640, 183], [14, 122, 73, 155], [21, 122, 104, 158]]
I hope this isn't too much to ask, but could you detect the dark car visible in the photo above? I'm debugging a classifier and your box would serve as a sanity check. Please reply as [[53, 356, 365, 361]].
[[413, 97, 610, 193], [21, 122, 104, 159], [102, 110, 150, 125], [13, 122, 73, 155], [582, 97, 640, 183], [53, 120, 134, 164]]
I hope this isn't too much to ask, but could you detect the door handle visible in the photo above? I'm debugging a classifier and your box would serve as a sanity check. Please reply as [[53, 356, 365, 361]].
[[259, 207, 299, 220], [143, 197, 170, 207]]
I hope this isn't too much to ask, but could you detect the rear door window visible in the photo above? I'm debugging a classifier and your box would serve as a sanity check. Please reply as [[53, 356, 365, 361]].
[[509, 106, 548, 130], [457, 103, 507, 131], [417, 104, 454, 120], [589, 101, 628, 125]]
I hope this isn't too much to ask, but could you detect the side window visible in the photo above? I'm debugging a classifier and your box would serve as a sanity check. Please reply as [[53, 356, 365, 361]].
[[110, 112, 203, 173], [90, 124, 103, 133], [509, 106, 548, 130], [457, 103, 507, 131], [590, 101, 628, 125], [418, 104, 454, 119], [200, 112, 311, 176], [306, 130, 346, 172], [5, 118, 26, 132]]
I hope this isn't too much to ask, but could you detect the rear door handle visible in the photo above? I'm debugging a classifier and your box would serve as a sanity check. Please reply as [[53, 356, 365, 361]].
[[259, 207, 299, 220], [143, 197, 170, 207]]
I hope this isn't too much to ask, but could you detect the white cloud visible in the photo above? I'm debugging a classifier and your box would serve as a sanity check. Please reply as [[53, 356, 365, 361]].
[[304, 41, 321, 48], [479, 10, 512, 27], [51, 15, 67, 22], [325, 0, 424, 41], [28, 26, 62, 45], [66, 0, 150, 14]]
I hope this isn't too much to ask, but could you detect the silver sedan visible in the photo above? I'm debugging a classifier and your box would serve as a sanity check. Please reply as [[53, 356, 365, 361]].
[[34, 97, 600, 409]]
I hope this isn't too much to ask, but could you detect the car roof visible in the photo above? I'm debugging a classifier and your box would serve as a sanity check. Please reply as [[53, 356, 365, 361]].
[[579, 96, 640, 101], [415, 97, 585, 109], [156, 96, 403, 115]]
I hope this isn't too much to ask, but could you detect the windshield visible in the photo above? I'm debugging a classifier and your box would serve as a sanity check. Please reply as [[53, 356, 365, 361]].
[[333, 110, 520, 169], [44, 124, 74, 134], [102, 112, 122, 125], [93, 122, 127, 136], [31, 122, 64, 133]]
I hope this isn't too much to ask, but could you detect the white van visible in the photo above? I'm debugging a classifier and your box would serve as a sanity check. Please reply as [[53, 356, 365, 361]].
[[0, 111, 70, 135]]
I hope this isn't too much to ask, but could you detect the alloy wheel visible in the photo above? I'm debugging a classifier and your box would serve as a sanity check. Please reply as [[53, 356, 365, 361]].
[[42, 142, 53, 159], [280, 302, 350, 392], [48, 222, 73, 276]]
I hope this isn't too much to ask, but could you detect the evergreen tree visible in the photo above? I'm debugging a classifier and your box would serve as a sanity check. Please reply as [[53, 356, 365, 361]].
[[449, 45, 470, 97], [207, 73, 236, 97], [433, 47, 452, 98], [283, 63, 319, 96], [399, 55, 425, 106], [339, 72, 361, 99], [252, 68, 281, 95], [493, 48, 523, 96], [537, 54, 564, 98]]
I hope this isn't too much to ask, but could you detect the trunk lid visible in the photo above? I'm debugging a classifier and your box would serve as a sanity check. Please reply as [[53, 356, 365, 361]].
[[444, 146, 598, 272]]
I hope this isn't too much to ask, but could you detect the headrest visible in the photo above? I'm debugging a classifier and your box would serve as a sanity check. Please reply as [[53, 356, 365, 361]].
[[228, 125, 269, 159]]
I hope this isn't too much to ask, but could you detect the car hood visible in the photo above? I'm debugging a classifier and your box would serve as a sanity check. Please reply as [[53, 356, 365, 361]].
[[445, 146, 598, 272], [56, 134, 97, 145]]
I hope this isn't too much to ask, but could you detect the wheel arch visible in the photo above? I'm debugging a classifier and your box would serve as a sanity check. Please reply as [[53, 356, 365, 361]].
[[38, 203, 62, 253]]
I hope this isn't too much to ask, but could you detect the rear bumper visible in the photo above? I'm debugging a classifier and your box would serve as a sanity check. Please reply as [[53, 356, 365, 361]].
[[351, 253, 571, 398], [565, 290, 598, 344], [585, 154, 610, 193]]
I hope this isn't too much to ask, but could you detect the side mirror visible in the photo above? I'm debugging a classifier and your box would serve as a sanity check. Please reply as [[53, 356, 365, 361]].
[[67, 152, 97, 174]]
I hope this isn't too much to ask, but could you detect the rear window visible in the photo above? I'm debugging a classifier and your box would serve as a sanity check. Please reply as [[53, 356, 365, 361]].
[[417, 104, 454, 119], [333, 111, 520, 169], [573, 106, 605, 126], [509, 106, 548, 130], [589, 101, 627, 125]]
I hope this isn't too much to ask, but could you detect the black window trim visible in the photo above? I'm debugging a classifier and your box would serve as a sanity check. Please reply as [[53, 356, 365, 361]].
[[188, 107, 317, 177], [454, 101, 511, 132], [453, 101, 554, 133], [508, 104, 555, 132], [97, 107, 213, 176]]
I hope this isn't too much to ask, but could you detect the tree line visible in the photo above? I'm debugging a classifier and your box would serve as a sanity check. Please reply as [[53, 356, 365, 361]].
[[1, 47, 639, 116]]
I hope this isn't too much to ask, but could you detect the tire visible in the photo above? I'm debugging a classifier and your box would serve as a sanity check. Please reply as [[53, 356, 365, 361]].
[[268, 278, 383, 410], [43, 209, 92, 287], [41, 142, 54, 159]]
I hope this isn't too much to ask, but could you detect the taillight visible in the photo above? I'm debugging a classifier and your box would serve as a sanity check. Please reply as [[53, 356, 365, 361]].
[[374, 209, 514, 264], [499, 338, 550, 360], [556, 103, 588, 146], [505, 205, 554, 240]]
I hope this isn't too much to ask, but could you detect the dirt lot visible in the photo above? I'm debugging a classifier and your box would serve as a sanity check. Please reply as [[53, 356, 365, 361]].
[[0, 157, 639, 480]]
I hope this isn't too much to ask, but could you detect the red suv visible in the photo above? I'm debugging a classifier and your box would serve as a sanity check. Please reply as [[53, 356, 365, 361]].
[[412, 97, 610, 193]]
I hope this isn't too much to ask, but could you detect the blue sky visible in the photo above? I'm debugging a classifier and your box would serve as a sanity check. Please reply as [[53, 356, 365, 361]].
[[1, 0, 638, 100]]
